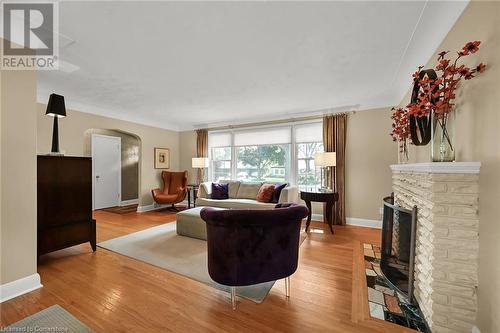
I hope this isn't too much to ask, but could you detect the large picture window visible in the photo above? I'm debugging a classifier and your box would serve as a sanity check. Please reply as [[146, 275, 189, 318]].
[[208, 122, 323, 187], [236, 144, 290, 182]]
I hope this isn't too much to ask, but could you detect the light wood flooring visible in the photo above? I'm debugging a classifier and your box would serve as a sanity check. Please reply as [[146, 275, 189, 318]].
[[0, 208, 414, 332]]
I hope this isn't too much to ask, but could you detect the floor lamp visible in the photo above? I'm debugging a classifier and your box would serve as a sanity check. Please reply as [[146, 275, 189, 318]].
[[314, 152, 336, 192]]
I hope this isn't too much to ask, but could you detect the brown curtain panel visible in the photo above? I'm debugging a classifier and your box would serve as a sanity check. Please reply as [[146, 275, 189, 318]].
[[323, 114, 347, 225], [196, 129, 208, 184]]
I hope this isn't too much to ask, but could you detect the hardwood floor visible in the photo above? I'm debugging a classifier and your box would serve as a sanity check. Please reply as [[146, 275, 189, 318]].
[[0, 209, 413, 332]]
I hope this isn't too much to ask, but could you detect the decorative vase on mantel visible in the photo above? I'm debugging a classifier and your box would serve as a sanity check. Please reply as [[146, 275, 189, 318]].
[[431, 111, 455, 162], [398, 138, 410, 164]]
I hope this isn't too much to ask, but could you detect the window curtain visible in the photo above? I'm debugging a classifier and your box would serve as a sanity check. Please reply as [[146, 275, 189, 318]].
[[323, 114, 347, 225], [196, 129, 208, 184]]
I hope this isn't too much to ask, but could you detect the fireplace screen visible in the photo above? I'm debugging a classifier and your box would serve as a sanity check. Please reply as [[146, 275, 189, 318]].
[[381, 195, 417, 303]]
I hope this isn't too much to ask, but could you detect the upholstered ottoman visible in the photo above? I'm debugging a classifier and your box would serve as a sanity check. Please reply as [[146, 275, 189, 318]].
[[176, 207, 225, 240]]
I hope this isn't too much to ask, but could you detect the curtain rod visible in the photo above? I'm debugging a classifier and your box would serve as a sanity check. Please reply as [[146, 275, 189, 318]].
[[201, 111, 355, 132]]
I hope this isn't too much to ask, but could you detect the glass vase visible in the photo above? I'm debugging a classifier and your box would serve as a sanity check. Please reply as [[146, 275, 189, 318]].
[[431, 111, 455, 162], [398, 138, 409, 164]]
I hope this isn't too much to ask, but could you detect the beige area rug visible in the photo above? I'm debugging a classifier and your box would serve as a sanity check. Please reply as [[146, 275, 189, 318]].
[[99, 222, 306, 303], [1, 305, 94, 333]]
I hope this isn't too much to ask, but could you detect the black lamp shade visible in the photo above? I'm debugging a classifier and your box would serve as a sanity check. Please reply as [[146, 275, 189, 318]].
[[45, 94, 66, 118]]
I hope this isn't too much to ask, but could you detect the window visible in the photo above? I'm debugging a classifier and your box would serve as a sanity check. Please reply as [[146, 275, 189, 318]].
[[208, 132, 232, 182], [208, 121, 324, 187], [236, 144, 290, 182], [296, 142, 324, 191], [210, 147, 231, 182], [295, 122, 324, 191]]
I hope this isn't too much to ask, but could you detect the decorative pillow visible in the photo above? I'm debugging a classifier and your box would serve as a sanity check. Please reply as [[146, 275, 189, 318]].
[[256, 184, 275, 203], [272, 183, 287, 203], [211, 183, 229, 200]]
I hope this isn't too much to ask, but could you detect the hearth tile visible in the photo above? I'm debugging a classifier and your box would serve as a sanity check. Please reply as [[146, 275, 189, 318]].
[[369, 302, 385, 320], [384, 294, 403, 314], [375, 285, 395, 296], [364, 249, 375, 257], [368, 287, 385, 305], [366, 269, 377, 277], [363, 243, 372, 249]]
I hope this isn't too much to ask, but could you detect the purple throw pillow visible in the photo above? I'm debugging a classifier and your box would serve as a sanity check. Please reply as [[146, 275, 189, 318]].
[[272, 183, 287, 203], [211, 183, 229, 200]]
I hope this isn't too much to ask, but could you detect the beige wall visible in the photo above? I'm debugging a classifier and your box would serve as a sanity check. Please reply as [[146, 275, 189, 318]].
[[179, 108, 397, 221], [346, 108, 396, 220], [397, 2, 500, 331], [1, 69, 38, 284], [36, 104, 180, 207]]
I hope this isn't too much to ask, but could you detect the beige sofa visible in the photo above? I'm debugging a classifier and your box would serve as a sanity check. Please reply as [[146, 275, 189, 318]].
[[196, 180, 298, 209]]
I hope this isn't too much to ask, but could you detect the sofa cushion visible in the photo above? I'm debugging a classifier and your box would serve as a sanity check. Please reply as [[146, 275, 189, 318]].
[[236, 183, 262, 199], [256, 184, 275, 203], [211, 183, 229, 199], [219, 180, 241, 199], [272, 183, 288, 203], [196, 197, 276, 209]]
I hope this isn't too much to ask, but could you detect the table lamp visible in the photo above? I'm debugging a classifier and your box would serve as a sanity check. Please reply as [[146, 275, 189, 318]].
[[45, 93, 67, 155], [314, 152, 336, 192], [192, 157, 209, 184]]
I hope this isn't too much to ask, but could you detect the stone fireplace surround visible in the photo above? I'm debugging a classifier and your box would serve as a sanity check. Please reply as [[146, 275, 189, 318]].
[[390, 162, 480, 333]]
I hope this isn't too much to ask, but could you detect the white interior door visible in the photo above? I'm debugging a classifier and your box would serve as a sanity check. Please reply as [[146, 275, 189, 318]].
[[92, 134, 121, 210]]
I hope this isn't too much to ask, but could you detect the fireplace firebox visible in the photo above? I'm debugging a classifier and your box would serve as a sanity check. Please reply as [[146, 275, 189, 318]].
[[381, 194, 417, 303]]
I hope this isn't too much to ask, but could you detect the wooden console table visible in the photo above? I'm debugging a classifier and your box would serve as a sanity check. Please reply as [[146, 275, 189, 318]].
[[300, 190, 339, 234]]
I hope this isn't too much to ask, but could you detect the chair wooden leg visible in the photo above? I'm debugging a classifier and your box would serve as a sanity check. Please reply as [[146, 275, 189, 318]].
[[231, 287, 237, 310], [285, 276, 290, 298]]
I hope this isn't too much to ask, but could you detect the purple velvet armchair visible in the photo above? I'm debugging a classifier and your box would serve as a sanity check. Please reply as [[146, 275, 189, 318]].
[[200, 203, 309, 309]]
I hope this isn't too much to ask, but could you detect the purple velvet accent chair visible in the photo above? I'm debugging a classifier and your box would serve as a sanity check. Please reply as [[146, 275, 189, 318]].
[[200, 203, 309, 309]]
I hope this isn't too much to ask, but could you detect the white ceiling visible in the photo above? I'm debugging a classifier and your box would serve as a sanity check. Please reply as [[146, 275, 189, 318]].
[[37, 1, 469, 131]]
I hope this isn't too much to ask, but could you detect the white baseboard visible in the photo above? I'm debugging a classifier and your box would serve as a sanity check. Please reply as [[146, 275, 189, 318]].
[[120, 199, 139, 206], [310, 214, 382, 229], [347, 217, 382, 229], [136, 203, 168, 213], [0, 273, 42, 303]]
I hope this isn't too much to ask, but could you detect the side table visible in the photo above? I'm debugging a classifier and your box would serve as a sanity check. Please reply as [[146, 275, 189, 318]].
[[300, 190, 339, 234], [187, 184, 199, 209]]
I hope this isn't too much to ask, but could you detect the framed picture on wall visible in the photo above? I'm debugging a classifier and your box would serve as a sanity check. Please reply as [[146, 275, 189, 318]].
[[154, 148, 170, 169]]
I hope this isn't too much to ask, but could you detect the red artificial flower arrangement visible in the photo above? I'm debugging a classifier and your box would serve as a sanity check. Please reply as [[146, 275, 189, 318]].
[[390, 107, 410, 155], [391, 41, 486, 153]]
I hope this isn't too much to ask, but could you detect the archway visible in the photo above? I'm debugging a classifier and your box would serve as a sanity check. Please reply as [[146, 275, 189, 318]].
[[83, 128, 142, 207]]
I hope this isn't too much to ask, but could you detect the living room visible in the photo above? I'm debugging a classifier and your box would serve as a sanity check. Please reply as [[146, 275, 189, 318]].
[[1, 1, 499, 333]]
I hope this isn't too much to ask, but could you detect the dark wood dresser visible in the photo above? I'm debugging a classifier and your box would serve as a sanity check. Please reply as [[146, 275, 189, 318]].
[[37, 155, 96, 258]]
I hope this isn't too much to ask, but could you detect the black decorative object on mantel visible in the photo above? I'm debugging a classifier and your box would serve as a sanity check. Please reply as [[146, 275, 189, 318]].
[[45, 93, 67, 154], [408, 69, 437, 146]]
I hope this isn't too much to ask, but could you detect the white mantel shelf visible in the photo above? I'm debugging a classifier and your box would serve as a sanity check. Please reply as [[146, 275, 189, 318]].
[[390, 162, 481, 174]]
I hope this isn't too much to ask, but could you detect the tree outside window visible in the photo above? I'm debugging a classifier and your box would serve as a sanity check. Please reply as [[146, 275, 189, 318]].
[[236, 145, 289, 182]]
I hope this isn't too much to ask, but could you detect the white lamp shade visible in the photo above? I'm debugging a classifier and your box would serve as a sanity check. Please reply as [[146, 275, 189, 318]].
[[314, 152, 336, 167], [192, 157, 209, 168]]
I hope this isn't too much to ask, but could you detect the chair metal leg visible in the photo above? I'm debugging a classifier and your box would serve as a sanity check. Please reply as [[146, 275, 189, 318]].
[[285, 276, 290, 298], [231, 287, 237, 310]]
